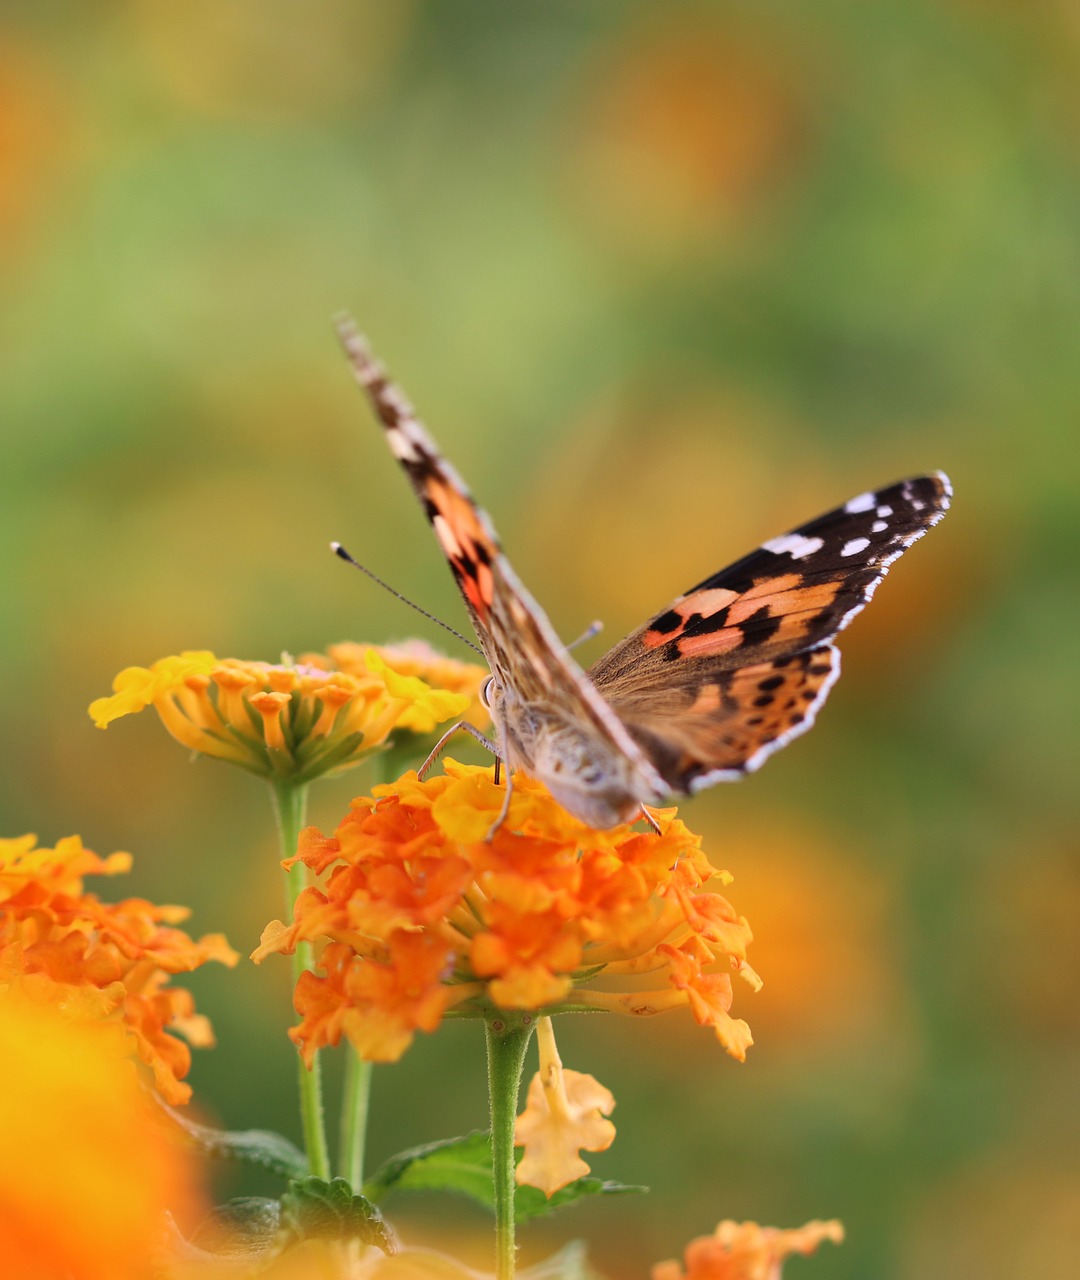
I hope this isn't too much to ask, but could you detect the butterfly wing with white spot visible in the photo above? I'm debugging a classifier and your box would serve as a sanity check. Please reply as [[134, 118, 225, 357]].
[[587, 474, 950, 789]]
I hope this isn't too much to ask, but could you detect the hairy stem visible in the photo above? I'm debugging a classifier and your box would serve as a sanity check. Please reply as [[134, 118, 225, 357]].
[[485, 1013, 536, 1280]]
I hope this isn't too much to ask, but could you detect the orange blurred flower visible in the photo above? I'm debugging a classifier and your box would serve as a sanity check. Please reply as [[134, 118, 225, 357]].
[[0, 995, 204, 1280], [515, 1016, 616, 1197], [0, 833, 236, 1104], [652, 1218, 844, 1280], [89, 647, 472, 783], [254, 761, 759, 1065], [0, 34, 77, 256], [569, 16, 812, 255]]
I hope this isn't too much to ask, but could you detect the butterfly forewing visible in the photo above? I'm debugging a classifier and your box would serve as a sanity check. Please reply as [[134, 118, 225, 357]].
[[590, 474, 951, 685], [587, 474, 949, 790], [337, 319, 667, 799]]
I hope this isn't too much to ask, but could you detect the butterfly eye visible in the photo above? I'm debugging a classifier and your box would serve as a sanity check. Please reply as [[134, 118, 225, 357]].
[[479, 677, 496, 709]]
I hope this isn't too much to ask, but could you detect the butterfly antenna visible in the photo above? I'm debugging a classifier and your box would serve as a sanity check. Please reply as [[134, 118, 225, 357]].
[[330, 542, 485, 658], [566, 619, 604, 651]]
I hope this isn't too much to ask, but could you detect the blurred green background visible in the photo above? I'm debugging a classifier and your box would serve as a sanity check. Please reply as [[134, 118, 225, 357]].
[[2, 2, 1078, 1277]]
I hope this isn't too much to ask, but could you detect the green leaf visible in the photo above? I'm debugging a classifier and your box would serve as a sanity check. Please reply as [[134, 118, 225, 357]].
[[158, 1101, 308, 1179], [365, 1131, 495, 1206], [279, 1176, 395, 1254], [190, 1197, 281, 1260], [365, 1131, 647, 1225], [514, 1177, 647, 1224]]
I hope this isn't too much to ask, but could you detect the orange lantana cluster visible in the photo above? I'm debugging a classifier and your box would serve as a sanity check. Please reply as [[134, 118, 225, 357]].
[[255, 761, 760, 1065], [652, 1218, 845, 1280], [89, 645, 476, 783], [0, 833, 236, 1104]]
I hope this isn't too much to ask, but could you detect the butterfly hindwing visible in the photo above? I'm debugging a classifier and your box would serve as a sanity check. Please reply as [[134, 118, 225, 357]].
[[601, 644, 841, 793]]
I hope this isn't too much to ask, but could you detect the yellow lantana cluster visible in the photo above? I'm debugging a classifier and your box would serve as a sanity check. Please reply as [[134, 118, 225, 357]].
[[255, 761, 760, 1065], [306, 640, 489, 733], [89, 645, 478, 783], [0, 833, 236, 1104]]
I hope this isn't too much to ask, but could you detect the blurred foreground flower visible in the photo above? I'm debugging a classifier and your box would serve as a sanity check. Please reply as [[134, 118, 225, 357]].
[[0, 833, 236, 1103], [0, 995, 204, 1280], [89, 646, 474, 783], [177, 1239, 489, 1280], [254, 761, 759, 1065], [652, 1218, 844, 1280]]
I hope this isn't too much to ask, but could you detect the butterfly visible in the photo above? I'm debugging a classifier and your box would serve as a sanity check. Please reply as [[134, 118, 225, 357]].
[[337, 318, 951, 831]]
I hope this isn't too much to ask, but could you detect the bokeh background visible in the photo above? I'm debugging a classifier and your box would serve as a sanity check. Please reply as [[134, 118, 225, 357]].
[[2, 2, 1078, 1277]]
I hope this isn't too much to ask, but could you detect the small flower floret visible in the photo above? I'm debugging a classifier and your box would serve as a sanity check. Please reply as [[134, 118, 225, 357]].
[[515, 1016, 616, 1196], [652, 1218, 844, 1280]]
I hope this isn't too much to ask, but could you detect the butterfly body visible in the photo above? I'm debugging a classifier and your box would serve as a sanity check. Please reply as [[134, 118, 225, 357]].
[[485, 673, 667, 828], [338, 320, 951, 829]]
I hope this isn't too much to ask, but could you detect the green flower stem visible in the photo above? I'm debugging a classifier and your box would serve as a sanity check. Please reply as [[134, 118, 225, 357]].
[[333, 748, 416, 1186], [271, 781, 331, 1182], [485, 1013, 536, 1280], [339, 1048, 372, 1188]]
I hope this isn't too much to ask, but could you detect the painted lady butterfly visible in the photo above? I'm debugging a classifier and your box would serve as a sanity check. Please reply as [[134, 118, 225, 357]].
[[337, 319, 951, 830]]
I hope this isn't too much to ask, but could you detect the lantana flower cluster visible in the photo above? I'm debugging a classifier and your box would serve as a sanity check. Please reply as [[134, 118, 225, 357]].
[[0, 833, 236, 1104], [254, 760, 761, 1066], [304, 640, 489, 733], [89, 645, 476, 782]]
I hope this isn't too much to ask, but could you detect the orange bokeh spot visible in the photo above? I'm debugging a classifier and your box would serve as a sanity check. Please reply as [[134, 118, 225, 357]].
[[0, 998, 203, 1280]]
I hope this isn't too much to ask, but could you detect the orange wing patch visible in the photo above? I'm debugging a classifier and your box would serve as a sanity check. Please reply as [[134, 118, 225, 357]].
[[426, 476, 497, 619], [644, 574, 841, 660]]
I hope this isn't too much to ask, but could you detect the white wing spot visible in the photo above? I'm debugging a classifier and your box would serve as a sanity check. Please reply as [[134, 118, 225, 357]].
[[763, 533, 825, 560], [911, 498, 925, 510], [844, 491, 876, 514], [841, 537, 871, 557], [387, 427, 420, 462], [876, 504, 893, 518], [432, 513, 462, 557], [871, 520, 889, 533]]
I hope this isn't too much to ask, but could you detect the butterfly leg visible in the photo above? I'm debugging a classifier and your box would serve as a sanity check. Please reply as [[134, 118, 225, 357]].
[[417, 720, 502, 779], [640, 806, 663, 835], [485, 768, 515, 843]]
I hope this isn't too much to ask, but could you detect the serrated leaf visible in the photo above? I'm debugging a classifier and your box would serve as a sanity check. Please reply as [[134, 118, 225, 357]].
[[279, 1176, 395, 1254], [365, 1131, 647, 1225], [158, 1099, 308, 1179]]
